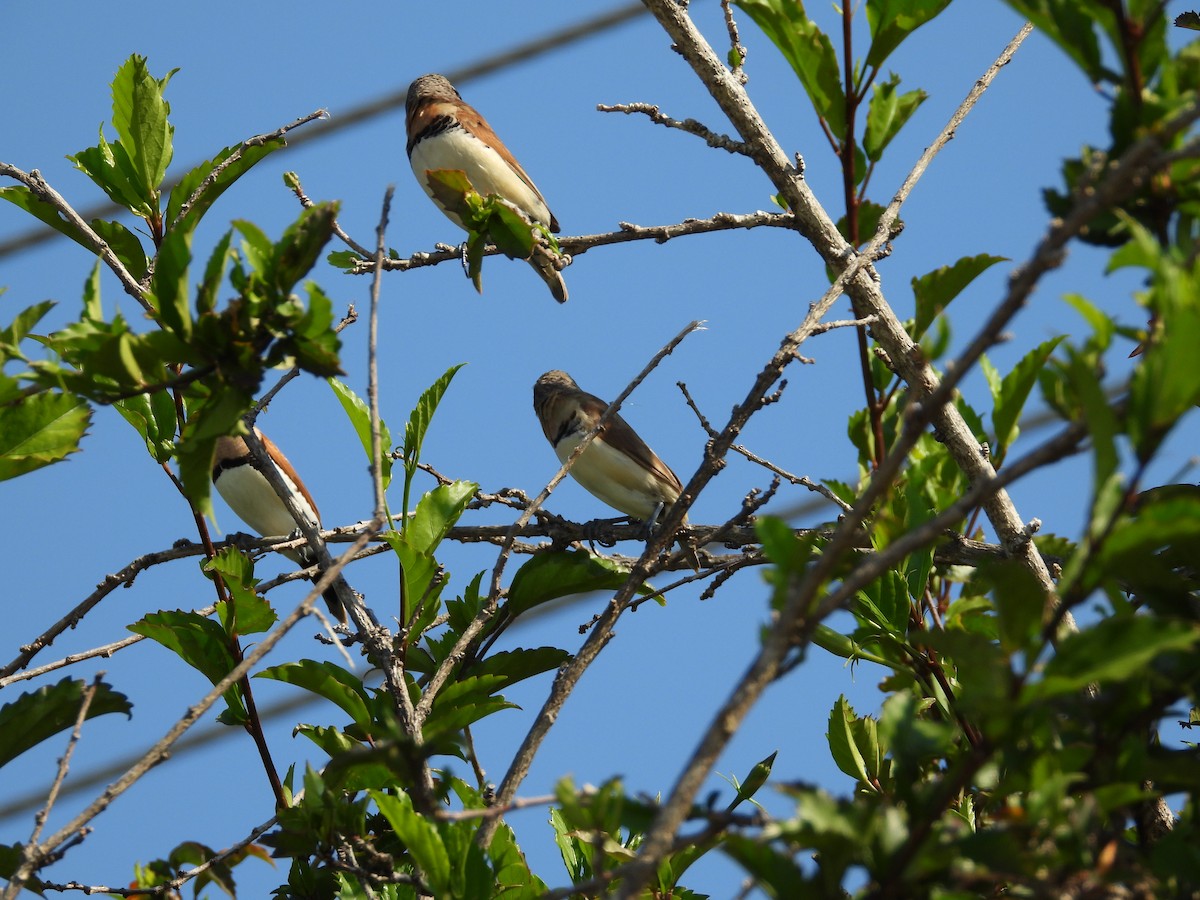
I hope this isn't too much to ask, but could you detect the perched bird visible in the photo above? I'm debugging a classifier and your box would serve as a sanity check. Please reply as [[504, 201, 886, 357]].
[[405, 72, 568, 303], [212, 429, 346, 623], [533, 370, 694, 549]]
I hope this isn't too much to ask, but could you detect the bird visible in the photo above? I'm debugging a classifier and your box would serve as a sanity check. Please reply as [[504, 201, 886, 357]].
[[405, 72, 568, 303], [533, 370, 696, 564], [212, 429, 346, 623]]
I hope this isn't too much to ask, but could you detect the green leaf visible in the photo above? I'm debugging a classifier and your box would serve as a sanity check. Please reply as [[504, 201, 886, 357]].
[[990, 336, 1064, 462], [865, 0, 953, 69], [271, 202, 339, 299], [0, 299, 55, 357], [0, 185, 94, 252], [0, 392, 91, 481], [507, 549, 645, 619], [407, 480, 478, 556], [110, 54, 176, 201], [382, 530, 443, 628], [977, 559, 1046, 656], [129, 610, 246, 723], [166, 140, 286, 235], [372, 791, 452, 893], [328, 377, 392, 490], [735, 0, 846, 137], [89, 218, 149, 281], [425, 676, 516, 744], [466, 647, 571, 692], [722, 834, 807, 896], [1127, 256, 1200, 460], [864, 74, 927, 162], [151, 225, 193, 340], [1062, 292, 1115, 350], [196, 230, 235, 316], [256, 660, 373, 732], [1024, 616, 1200, 701], [826, 695, 874, 787], [0, 678, 131, 769], [114, 390, 177, 463], [912, 254, 1006, 339], [1003, 0, 1108, 82], [402, 363, 466, 475], [424, 168, 479, 223], [68, 130, 147, 215], [484, 198, 536, 259], [205, 547, 278, 635]]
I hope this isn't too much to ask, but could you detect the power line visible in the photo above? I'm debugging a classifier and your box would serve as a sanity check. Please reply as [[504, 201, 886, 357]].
[[0, 2, 647, 261]]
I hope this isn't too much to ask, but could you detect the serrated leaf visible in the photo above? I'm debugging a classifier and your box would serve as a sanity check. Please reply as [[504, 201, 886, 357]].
[[89, 218, 149, 282], [166, 140, 285, 235], [0, 678, 131, 769], [1024, 616, 1200, 701], [403, 363, 465, 475], [380, 529, 443, 627], [68, 133, 147, 215], [130, 611, 244, 723], [466, 647, 570, 690], [371, 791, 452, 893], [0, 185, 94, 252], [205, 547, 277, 635], [485, 199, 536, 259], [114, 390, 177, 463], [110, 54, 176, 200], [406, 480, 477, 556], [0, 299, 55, 356], [827, 695, 872, 786], [0, 392, 91, 481], [328, 377, 393, 490], [326, 249, 361, 270], [425, 674, 516, 743], [722, 835, 807, 897], [197, 230, 235, 316], [256, 660, 373, 731], [864, 0, 953, 69], [991, 336, 1064, 462], [507, 549, 644, 619], [425, 168, 479, 223], [912, 254, 1007, 339], [271, 202, 339, 299], [151, 225, 193, 340], [864, 74, 927, 161], [1003, 0, 1108, 82], [735, 0, 846, 137]]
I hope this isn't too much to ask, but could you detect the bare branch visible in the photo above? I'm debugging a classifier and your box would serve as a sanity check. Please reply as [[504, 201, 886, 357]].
[[169, 109, 328, 232], [596, 102, 753, 155], [347, 210, 798, 274], [0, 163, 150, 311]]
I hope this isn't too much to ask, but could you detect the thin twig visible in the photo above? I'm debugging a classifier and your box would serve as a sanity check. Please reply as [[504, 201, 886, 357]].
[[5, 676, 104, 899], [4, 545, 371, 881], [607, 11, 1040, 894], [169, 109, 329, 232], [596, 103, 753, 155], [288, 172, 373, 257], [0, 163, 149, 310], [348, 211, 797, 273]]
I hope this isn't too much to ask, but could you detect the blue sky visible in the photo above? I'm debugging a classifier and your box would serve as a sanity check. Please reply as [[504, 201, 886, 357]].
[[2, 1, 1196, 895]]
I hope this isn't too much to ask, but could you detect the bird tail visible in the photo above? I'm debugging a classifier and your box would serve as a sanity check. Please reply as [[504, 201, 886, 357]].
[[532, 258, 568, 303]]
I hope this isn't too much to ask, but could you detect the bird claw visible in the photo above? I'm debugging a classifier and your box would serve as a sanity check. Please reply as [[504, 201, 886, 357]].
[[580, 516, 632, 547]]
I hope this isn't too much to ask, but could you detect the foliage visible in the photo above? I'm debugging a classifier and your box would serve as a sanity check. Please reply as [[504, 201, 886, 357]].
[[1, 2, 1199, 898]]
